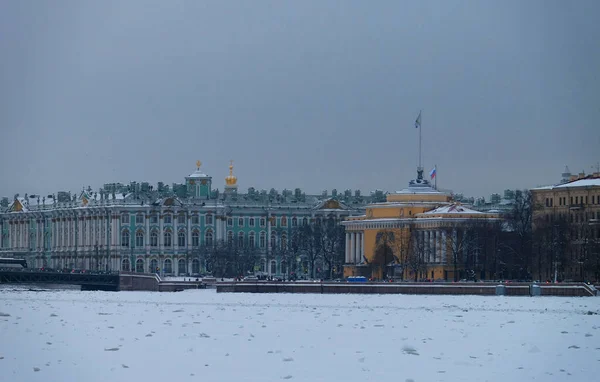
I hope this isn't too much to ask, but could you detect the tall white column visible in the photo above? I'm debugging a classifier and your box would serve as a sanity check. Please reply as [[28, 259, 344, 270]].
[[430, 231, 435, 263], [350, 232, 356, 264], [145, 214, 150, 253], [159, 213, 164, 249], [357, 233, 364, 264], [359, 231, 365, 264], [187, 215, 192, 251], [345, 233, 351, 263]]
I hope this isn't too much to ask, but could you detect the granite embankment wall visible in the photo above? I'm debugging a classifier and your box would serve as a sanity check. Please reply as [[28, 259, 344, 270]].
[[216, 282, 597, 297], [118, 272, 207, 292]]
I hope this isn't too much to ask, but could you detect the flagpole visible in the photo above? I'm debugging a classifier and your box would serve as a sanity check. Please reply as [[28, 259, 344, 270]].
[[435, 164, 437, 190], [418, 110, 422, 170]]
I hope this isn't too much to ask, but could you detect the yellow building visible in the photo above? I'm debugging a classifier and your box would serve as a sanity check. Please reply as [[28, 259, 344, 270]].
[[530, 170, 600, 281], [342, 168, 501, 281]]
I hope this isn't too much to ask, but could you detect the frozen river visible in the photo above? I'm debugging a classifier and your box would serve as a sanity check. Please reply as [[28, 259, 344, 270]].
[[1, 286, 599, 382]]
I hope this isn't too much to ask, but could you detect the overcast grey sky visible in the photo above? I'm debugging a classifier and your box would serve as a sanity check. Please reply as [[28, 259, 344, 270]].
[[1, 0, 598, 199]]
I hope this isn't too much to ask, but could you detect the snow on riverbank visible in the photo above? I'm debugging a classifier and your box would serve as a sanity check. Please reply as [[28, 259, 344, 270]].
[[1, 287, 598, 382]]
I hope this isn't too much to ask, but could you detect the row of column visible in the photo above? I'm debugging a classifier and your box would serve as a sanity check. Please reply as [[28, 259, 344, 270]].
[[345, 232, 364, 264], [416, 230, 448, 263]]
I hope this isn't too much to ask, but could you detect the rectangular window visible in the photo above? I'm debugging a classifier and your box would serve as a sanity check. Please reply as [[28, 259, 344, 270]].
[[238, 217, 244, 227], [249, 218, 255, 227], [178, 214, 186, 224], [227, 218, 233, 227], [260, 218, 266, 227], [570, 197, 573, 205], [121, 214, 129, 224], [585, 196, 588, 204], [192, 215, 199, 224], [576, 196, 579, 204], [192, 234, 199, 247], [150, 214, 158, 224], [151, 233, 158, 247], [136, 214, 144, 224], [163, 214, 172, 224], [205, 214, 213, 225]]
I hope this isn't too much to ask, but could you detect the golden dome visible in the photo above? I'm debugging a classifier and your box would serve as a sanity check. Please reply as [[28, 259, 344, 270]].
[[225, 160, 237, 186]]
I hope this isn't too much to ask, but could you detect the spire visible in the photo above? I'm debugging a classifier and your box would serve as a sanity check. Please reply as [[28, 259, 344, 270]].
[[225, 160, 238, 187]]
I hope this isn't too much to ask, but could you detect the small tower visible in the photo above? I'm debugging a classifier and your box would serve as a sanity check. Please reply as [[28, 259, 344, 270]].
[[561, 165, 571, 184], [224, 160, 238, 195], [185, 160, 212, 199]]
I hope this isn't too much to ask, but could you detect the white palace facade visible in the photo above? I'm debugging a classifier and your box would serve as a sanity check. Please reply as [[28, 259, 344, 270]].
[[0, 162, 367, 276]]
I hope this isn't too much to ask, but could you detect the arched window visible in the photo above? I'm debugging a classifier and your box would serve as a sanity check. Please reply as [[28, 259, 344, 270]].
[[178, 258, 186, 275], [149, 258, 158, 273], [292, 217, 298, 227], [238, 232, 244, 247], [302, 217, 308, 226], [164, 231, 172, 247], [281, 260, 287, 275], [192, 230, 199, 247], [121, 258, 130, 271], [280, 233, 287, 250], [259, 232, 266, 248], [205, 230, 213, 246], [135, 258, 144, 273], [270, 260, 276, 274], [248, 232, 255, 248], [192, 258, 200, 274], [164, 258, 172, 274], [260, 259, 266, 273], [135, 230, 144, 247], [260, 218, 266, 227], [270, 232, 277, 249], [281, 216, 287, 227], [249, 218, 255, 227], [227, 231, 234, 246], [150, 231, 158, 247], [121, 230, 130, 247], [178, 231, 186, 247]]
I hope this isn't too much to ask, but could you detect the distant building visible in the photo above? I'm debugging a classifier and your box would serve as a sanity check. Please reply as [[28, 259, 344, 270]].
[[343, 167, 502, 281], [530, 169, 600, 281], [0, 161, 368, 277]]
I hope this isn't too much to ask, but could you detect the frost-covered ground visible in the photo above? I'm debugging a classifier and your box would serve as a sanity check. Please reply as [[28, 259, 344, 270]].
[[1, 287, 599, 382]]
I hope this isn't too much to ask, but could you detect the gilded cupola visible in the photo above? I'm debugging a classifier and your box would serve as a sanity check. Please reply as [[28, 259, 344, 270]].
[[225, 160, 237, 186]]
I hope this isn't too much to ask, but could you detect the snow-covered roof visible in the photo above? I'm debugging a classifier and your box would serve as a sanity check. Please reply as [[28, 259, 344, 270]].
[[394, 185, 445, 195], [532, 177, 600, 191], [187, 170, 209, 179], [422, 204, 484, 215]]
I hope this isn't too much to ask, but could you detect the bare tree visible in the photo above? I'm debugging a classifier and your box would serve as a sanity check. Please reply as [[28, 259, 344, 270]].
[[297, 222, 321, 279], [406, 225, 427, 281], [320, 217, 346, 279], [370, 230, 395, 280]]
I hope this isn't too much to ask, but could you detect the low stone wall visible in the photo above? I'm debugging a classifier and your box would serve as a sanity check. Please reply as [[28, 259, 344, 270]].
[[158, 282, 206, 292], [119, 272, 159, 291], [118, 272, 207, 292], [217, 282, 597, 297]]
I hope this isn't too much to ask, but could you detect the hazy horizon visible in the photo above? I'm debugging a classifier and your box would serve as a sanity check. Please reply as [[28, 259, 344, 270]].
[[1, 0, 599, 200]]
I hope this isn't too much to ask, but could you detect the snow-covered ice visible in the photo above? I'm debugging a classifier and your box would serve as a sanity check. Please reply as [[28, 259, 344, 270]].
[[1, 286, 599, 382]]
